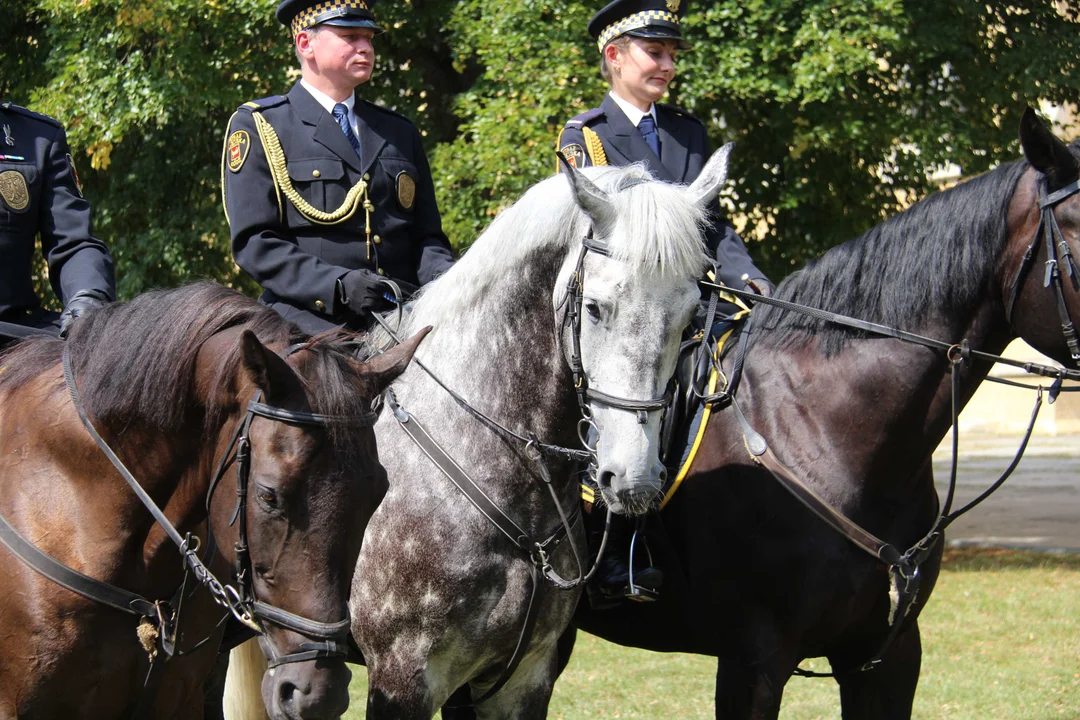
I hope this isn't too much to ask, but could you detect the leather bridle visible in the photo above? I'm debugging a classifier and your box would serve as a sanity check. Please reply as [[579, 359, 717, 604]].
[[0, 341, 378, 683], [563, 231, 675, 430], [204, 353, 380, 666], [1004, 176, 1080, 362]]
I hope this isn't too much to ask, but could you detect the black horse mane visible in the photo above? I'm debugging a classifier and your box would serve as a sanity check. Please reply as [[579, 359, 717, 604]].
[[752, 157, 1033, 355], [0, 282, 369, 448]]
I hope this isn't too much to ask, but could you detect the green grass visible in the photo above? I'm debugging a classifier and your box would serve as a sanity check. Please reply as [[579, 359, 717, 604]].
[[344, 548, 1080, 718]]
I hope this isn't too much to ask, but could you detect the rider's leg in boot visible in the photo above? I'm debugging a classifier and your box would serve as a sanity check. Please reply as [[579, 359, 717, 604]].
[[589, 513, 662, 606]]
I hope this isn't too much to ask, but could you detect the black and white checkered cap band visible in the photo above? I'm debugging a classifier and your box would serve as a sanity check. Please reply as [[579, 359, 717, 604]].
[[597, 10, 680, 50], [291, 0, 372, 36]]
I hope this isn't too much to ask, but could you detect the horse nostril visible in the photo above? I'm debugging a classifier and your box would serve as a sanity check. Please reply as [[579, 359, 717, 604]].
[[658, 468, 668, 485], [278, 680, 298, 709], [597, 469, 615, 489]]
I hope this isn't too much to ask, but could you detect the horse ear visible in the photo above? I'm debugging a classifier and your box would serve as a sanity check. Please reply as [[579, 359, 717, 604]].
[[1019, 107, 1079, 182], [239, 330, 297, 403], [357, 326, 431, 394], [562, 164, 616, 236], [686, 143, 733, 208]]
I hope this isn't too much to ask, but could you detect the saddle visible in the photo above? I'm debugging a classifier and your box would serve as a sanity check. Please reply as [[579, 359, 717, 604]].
[[659, 304, 749, 490]]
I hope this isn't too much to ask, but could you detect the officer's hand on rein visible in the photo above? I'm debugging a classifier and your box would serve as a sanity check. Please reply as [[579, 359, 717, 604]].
[[338, 269, 396, 316], [59, 289, 110, 339], [746, 278, 774, 298]]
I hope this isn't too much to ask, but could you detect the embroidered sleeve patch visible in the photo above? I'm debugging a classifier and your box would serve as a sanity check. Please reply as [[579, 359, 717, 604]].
[[559, 143, 586, 169], [66, 153, 83, 198], [396, 171, 416, 211], [227, 130, 251, 173], [0, 169, 30, 211]]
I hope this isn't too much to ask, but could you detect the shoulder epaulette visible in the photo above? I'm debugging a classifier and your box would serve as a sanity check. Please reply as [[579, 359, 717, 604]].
[[0, 102, 63, 128], [564, 107, 605, 129], [239, 95, 288, 112], [657, 103, 703, 125]]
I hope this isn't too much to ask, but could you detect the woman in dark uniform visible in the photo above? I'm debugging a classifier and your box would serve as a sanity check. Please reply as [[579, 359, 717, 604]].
[[557, 0, 770, 296], [557, 0, 771, 604]]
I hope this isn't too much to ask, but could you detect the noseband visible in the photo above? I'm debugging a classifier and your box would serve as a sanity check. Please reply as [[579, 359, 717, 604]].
[[0, 342, 378, 678], [1004, 176, 1080, 362], [205, 356, 380, 667], [563, 231, 674, 429]]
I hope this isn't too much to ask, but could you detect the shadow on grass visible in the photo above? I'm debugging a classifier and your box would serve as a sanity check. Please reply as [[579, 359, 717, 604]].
[[942, 546, 1080, 572]]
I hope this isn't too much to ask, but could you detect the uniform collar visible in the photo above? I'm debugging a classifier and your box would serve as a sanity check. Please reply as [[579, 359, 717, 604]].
[[300, 79, 357, 128], [289, 82, 387, 178], [608, 91, 656, 128]]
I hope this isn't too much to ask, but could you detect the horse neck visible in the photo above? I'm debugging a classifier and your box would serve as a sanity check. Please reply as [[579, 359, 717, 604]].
[[399, 250, 580, 499], [740, 283, 1016, 504]]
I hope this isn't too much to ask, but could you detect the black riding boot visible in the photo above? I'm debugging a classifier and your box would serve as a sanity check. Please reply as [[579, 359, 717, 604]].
[[586, 512, 663, 609]]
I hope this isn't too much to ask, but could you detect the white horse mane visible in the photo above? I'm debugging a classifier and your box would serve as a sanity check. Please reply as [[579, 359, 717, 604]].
[[400, 164, 709, 334]]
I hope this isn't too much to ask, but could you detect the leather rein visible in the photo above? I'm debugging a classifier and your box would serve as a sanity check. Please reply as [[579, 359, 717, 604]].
[[369, 222, 673, 702], [0, 341, 377, 698], [696, 176, 1080, 677]]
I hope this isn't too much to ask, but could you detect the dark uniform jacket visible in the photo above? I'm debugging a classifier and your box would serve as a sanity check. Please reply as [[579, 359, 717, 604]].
[[557, 94, 767, 290], [0, 103, 114, 324], [222, 82, 454, 335]]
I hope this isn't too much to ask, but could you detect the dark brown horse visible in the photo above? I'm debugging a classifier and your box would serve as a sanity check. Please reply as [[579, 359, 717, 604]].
[[555, 109, 1080, 718], [0, 282, 424, 719]]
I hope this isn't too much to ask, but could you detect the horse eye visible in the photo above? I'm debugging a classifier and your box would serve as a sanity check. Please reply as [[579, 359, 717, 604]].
[[585, 301, 601, 320], [256, 487, 278, 508]]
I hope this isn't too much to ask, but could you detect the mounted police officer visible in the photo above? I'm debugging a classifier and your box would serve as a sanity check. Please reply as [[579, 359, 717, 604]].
[[557, 0, 773, 606], [0, 103, 114, 340], [222, 0, 455, 335], [557, 0, 771, 297]]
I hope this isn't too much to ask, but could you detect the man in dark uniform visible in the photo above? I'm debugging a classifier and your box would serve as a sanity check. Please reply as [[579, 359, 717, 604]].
[[556, 0, 771, 297], [555, 0, 772, 605], [0, 102, 114, 339], [222, 0, 455, 335]]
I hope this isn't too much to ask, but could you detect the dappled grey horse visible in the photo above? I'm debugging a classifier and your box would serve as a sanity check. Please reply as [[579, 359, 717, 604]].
[[223, 148, 735, 719], [350, 150, 734, 719]]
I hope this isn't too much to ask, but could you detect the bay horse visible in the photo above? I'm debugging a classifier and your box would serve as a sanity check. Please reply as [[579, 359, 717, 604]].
[[554, 108, 1080, 719], [0, 282, 424, 719]]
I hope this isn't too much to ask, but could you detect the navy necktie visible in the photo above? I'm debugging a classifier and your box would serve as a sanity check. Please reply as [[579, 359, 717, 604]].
[[332, 103, 362, 159], [639, 114, 660, 158]]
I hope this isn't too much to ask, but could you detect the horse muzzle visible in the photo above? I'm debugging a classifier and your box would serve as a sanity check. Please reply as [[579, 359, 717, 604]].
[[261, 655, 352, 720], [596, 460, 665, 516]]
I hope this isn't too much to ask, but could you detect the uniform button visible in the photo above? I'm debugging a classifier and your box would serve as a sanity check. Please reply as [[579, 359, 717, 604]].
[[315, 299, 325, 311], [363, 173, 371, 181], [377, 268, 385, 276], [373, 235, 381, 244], [312, 169, 321, 178]]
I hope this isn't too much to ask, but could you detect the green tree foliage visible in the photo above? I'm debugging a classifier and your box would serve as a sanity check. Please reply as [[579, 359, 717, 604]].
[[6, 0, 1080, 298]]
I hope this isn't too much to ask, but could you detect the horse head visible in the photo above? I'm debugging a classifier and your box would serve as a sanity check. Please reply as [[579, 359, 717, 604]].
[[556, 146, 732, 514], [205, 326, 427, 720], [1006, 107, 1080, 368]]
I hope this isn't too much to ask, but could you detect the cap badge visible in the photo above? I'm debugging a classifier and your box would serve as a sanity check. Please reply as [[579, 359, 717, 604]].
[[666, 0, 680, 12]]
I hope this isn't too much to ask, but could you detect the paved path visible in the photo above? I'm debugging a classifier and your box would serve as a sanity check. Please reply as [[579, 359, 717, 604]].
[[932, 433, 1080, 552]]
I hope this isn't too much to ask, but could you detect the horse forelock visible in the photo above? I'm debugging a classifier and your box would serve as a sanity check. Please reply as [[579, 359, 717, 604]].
[[592, 165, 710, 282], [399, 165, 707, 337], [755, 157, 1032, 355]]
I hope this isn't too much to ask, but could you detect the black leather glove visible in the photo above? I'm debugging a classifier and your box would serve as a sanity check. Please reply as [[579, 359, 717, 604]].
[[338, 270, 395, 316], [59, 289, 110, 338], [381, 277, 420, 304]]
